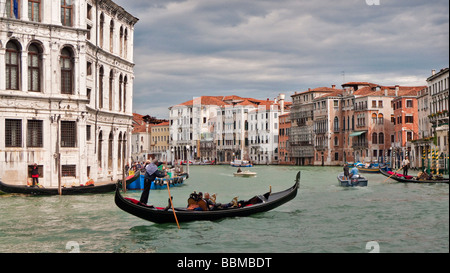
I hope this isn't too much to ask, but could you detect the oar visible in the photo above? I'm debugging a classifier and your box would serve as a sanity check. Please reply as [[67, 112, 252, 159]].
[[166, 179, 180, 229], [383, 166, 404, 183]]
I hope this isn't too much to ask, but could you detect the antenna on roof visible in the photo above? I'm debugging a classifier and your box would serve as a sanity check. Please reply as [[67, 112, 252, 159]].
[[341, 71, 345, 83]]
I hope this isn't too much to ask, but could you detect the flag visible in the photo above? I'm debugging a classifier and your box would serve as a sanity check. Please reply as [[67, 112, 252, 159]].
[[13, 0, 19, 19]]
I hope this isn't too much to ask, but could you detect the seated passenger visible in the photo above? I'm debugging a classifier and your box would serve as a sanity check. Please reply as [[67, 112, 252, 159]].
[[204, 192, 217, 210], [349, 166, 359, 178]]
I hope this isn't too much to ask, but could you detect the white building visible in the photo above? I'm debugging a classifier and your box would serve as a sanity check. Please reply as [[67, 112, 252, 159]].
[[0, 0, 138, 186], [247, 104, 282, 164], [169, 94, 288, 164]]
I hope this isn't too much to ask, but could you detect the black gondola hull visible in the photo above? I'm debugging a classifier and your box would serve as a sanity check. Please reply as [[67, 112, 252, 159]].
[[0, 172, 140, 196], [115, 172, 301, 223]]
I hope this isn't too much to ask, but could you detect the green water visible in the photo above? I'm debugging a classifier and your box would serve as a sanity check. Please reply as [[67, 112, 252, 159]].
[[0, 165, 448, 253]]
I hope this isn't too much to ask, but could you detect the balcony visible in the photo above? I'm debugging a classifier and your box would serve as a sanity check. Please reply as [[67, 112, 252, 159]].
[[429, 110, 449, 127], [352, 142, 368, 150]]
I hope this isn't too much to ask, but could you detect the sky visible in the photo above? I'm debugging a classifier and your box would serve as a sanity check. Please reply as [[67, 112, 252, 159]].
[[113, 0, 449, 119]]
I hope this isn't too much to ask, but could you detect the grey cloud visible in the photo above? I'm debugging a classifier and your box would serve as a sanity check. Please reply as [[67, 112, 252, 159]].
[[114, 0, 448, 118]]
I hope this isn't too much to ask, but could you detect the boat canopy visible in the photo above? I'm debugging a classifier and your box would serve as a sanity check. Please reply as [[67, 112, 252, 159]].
[[349, 131, 367, 137]]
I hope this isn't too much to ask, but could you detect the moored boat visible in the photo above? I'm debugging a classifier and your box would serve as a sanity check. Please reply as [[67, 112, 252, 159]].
[[127, 173, 188, 190], [356, 166, 380, 173], [230, 160, 253, 167], [337, 172, 368, 187], [114, 171, 301, 223], [0, 172, 140, 196], [380, 166, 449, 184], [356, 162, 380, 173]]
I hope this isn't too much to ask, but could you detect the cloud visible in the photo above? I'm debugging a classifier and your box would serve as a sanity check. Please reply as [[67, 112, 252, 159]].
[[114, 0, 449, 118]]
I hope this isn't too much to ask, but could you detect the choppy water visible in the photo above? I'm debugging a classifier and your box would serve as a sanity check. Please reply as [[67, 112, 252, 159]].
[[0, 165, 448, 253]]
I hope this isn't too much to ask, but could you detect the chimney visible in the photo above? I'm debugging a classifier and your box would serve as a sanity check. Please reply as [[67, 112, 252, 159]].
[[432, 69, 436, 75], [332, 85, 336, 89], [279, 93, 285, 115], [384, 89, 388, 96], [395, 85, 399, 97]]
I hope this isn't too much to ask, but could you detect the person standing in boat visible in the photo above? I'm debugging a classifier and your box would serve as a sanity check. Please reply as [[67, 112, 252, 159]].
[[31, 163, 39, 187], [402, 156, 410, 176], [139, 159, 166, 205], [343, 163, 350, 180]]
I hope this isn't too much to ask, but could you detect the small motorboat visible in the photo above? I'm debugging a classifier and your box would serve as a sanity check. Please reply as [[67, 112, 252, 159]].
[[233, 170, 257, 177], [337, 172, 368, 187]]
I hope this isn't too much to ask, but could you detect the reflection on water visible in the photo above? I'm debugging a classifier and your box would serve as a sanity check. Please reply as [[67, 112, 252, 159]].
[[0, 165, 448, 253]]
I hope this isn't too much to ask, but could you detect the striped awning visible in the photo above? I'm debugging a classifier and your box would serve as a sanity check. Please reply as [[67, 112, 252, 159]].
[[349, 131, 367, 137]]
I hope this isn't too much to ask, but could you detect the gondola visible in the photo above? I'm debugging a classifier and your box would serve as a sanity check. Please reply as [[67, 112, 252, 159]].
[[114, 171, 301, 223], [337, 172, 368, 187], [380, 167, 449, 184], [0, 172, 140, 196]]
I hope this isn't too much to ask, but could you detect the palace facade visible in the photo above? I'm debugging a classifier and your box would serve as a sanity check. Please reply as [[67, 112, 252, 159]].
[[0, 0, 138, 186]]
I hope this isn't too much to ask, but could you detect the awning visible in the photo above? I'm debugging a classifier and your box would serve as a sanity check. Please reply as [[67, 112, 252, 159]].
[[349, 131, 367, 137]]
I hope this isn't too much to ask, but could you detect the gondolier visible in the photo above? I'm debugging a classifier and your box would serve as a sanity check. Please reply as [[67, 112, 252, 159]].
[[139, 159, 166, 205], [402, 157, 410, 176]]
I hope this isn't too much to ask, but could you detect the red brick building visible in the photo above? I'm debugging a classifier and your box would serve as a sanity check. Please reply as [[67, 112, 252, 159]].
[[278, 113, 294, 165]]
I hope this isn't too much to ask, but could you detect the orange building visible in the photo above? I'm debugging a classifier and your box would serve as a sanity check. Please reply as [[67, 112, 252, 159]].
[[391, 90, 420, 168], [278, 113, 294, 165]]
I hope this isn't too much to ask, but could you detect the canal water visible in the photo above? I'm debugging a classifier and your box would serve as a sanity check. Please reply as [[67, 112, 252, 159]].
[[0, 165, 448, 253]]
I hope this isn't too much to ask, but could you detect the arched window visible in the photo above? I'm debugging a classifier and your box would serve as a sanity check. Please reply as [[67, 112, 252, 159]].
[[119, 26, 124, 57], [119, 74, 123, 112], [372, 132, 378, 144], [379, 132, 384, 144], [28, 43, 42, 92], [60, 47, 74, 94], [372, 113, 377, 124], [123, 76, 127, 112], [378, 113, 384, 124], [98, 131, 103, 167], [108, 132, 113, 170], [122, 134, 127, 167], [118, 133, 122, 169], [110, 20, 114, 52], [124, 28, 128, 59], [333, 117, 339, 131], [100, 13, 105, 48], [6, 40, 21, 90], [99, 66, 104, 108], [109, 70, 114, 110]]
